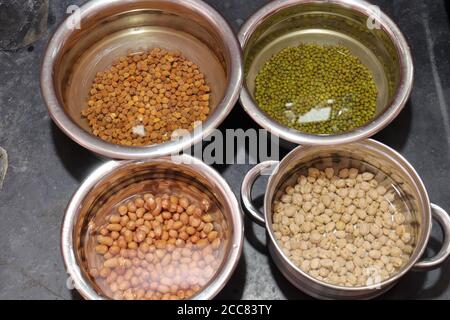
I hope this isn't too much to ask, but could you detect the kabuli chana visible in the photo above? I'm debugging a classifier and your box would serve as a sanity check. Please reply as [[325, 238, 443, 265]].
[[81, 48, 211, 146], [87, 192, 224, 300], [255, 44, 378, 135], [272, 167, 415, 287]]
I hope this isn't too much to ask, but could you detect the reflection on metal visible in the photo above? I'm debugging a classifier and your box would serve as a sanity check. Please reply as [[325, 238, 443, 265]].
[[0, 147, 7, 189]]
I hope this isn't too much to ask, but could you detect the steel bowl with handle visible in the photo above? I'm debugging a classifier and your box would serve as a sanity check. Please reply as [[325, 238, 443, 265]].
[[241, 139, 450, 299]]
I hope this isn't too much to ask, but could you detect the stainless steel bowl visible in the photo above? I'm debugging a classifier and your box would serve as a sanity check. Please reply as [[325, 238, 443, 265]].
[[41, 0, 242, 159], [241, 140, 450, 299], [62, 155, 243, 300], [239, 0, 413, 145]]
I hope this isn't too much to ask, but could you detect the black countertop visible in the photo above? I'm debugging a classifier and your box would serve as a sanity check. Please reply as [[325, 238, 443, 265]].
[[0, 0, 449, 299]]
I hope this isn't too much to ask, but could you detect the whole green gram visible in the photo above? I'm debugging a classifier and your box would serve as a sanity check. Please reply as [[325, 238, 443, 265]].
[[254, 44, 378, 135]]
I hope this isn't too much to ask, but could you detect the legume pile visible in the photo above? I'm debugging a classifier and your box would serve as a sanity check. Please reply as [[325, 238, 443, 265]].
[[88, 191, 225, 300], [272, 167, 415, 287], [81, 48, 211, 146], [255, 44, 378, 135]]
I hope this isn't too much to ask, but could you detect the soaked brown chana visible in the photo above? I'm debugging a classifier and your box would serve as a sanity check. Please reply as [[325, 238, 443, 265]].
[[81, 48, 211, 146], [88, 192, 224, 300]]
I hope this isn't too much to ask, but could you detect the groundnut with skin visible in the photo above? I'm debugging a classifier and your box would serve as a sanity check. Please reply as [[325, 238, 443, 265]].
[[89, 191, 225, 300]]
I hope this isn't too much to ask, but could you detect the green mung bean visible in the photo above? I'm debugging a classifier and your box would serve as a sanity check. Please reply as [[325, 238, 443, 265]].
[[254, 44, 378, 135]]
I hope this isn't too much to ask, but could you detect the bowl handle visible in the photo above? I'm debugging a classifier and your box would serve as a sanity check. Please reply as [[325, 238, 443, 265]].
[[413, 203, 450, 270], [241, 161, 279, 227]]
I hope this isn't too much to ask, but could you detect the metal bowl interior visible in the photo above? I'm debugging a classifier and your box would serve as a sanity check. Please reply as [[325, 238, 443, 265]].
[[61, 156, 243, 300], [239, 0, 413, 145], [264, 140, 431, 298], [42, 0, 242, 159]]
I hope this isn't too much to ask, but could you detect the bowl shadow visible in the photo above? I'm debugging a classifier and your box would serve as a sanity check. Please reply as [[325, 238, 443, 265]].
[[373, 100, 413, 151], [214, 254, 247, 300], [50, 122, 104, 182]]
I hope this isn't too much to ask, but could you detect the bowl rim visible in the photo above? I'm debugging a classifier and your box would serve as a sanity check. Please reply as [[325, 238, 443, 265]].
[[41, 0, 243, 160], [263, 139, 431, 292], [238, 0, 414, 146], [61, 154, 244, 300]]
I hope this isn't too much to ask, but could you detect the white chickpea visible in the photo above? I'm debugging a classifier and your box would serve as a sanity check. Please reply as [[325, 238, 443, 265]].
[[272, 167, 414, 287], [301, 260, 311, 272], [292, 193, 303, 205], [310, 231, 322, 244], [281, 194, 292, 203], [349, 168, 358, 179]]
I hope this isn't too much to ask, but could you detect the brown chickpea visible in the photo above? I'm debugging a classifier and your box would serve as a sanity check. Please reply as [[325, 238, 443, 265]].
[[127, 202, 137, 213], [135, 230, 146, 243], [162, 211, 172, 220], [180, 213, 189, 225], [143, 194, 154, 201], [152, 203, 162, 216], [126, 221, 136, 231], [110, 215, 121, 224], [186, 226, 196, 236], [118, 238, 127, 249], [136, 207, 146, 218], [169, 203, 178, 213], [128, 212, 137, 221], [170, 196, 178, 205], [118, 205, 128, 216], [196, 238, 209, 249], [128, 242, 138, 250], [143, 213, 153, 221], [179, 198, 190, 209], [135, 198, 145, 208], [202, 214, 214, 223], [110, 231, 120, 240], [124, 230, 133, 242], [161, 199, 170, 210], [169, 229, 178, 238], [97, 235, 113, 246], [109, 246, 121, 256], [211, 238, 221, 250], [107, 224, 122, 232], [120, 215, 129, 227], [90, 190, 224, 300], [189, 216, 201, 228], [145, 198, 156, 211], [186, 205, 196, 216], [207, 231, 218, 242], [95, 244, 109, 255], [173, 221, 184, 230], [194, 207, 203, 218]]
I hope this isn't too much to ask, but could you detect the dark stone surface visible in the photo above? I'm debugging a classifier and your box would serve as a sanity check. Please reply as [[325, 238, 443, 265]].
[[0, 0, 48, 50], [0, 0, 449, 299]]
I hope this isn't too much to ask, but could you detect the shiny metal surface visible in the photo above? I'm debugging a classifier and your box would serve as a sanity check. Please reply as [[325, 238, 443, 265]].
[[239, 0, 414, 146], [61, 155, 244, 300], [241, 139, 450, 299], [241, 160, 278, 226], [413, 204, 450, 270], [41, 0, 243, 159]]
